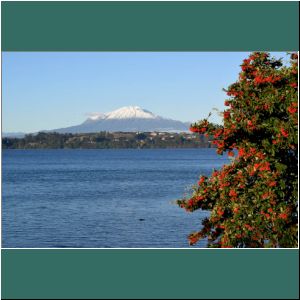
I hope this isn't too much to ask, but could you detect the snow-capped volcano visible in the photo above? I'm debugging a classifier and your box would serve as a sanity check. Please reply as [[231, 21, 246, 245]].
[[51, 106, 190, 133]]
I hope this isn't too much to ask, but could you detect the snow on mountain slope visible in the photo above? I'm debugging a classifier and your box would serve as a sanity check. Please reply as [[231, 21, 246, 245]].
[[105, 106, 157, 119], [86, 106, 158, 121]]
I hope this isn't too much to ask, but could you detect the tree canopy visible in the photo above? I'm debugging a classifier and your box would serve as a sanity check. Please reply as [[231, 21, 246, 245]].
[[178, 52, 298, 248]]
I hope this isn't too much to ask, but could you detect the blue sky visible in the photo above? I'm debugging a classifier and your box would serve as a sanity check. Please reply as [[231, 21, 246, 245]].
[[2, 52, 289, 133]]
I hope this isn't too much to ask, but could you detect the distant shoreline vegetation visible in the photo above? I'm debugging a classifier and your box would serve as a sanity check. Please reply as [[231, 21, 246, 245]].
[[2, 131, 215, 149]]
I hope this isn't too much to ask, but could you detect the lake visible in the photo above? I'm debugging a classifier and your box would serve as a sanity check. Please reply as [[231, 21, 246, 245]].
[[2, 149, 229, 248]]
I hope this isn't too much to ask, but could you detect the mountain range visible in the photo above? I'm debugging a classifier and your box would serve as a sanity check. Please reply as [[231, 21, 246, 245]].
[[3, 106, 191, 137]]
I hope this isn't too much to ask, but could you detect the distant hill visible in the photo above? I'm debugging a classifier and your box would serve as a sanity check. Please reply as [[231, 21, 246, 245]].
[[2, 132, 26, 138]]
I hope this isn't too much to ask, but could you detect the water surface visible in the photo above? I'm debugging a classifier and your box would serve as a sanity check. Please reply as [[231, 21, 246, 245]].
[[2, 149, 229, 248]]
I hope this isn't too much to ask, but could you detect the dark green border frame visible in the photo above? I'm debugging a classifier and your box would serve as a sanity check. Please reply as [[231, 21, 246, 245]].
[[1, 1, 299, 51], [2, 249, 299, 299], [1, 1, 299, 299]]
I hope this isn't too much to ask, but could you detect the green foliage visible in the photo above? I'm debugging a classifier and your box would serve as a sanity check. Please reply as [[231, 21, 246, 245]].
[[178, 52, 298, 248]]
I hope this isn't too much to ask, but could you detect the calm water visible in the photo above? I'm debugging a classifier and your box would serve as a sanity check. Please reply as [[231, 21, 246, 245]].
[[2, 149, 229, 248]]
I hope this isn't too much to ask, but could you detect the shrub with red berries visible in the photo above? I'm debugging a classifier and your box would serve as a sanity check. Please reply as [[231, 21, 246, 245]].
[[178, 52, 298, 248]]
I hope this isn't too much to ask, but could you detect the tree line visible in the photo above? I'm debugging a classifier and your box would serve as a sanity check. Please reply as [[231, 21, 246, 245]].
[[2, 131, 214, 149]]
